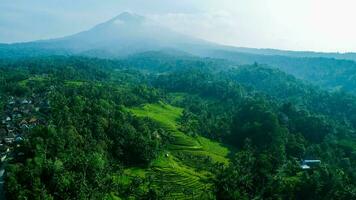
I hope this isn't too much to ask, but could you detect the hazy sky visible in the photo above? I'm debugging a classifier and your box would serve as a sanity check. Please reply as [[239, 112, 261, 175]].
[[1, 0, 356, 52]]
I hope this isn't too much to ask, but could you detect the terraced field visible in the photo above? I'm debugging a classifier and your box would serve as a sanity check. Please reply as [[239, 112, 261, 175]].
[[127, 103, 230, 199]]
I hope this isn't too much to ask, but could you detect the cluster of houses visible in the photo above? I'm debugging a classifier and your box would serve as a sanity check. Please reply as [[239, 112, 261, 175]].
[[0, 95, 49, 160]]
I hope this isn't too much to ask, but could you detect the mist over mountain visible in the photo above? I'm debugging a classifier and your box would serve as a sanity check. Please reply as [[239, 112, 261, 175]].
[[1, 12, 219, 58], [3, 12, 356, 94], [4, 5, 356, 199], [2, 12, 356, 61]]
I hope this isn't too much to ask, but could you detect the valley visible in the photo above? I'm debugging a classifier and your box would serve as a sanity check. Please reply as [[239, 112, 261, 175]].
[[1, 6, 356, 199], [125, 103, 229, 199]]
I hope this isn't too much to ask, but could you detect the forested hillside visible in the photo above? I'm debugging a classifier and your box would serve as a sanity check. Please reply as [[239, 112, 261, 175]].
[[209, 50, 356, 94], [1, 55, 356, 199]]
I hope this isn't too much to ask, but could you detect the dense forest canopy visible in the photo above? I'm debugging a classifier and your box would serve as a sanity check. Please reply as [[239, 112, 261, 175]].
[[209, 50, 356, 94], [0, 54, 356, 199]]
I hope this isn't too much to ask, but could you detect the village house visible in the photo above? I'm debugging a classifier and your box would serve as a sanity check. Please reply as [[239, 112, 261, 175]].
[[4, 137, 15, 144], [15, 135, 24, 143], [301, 160, 321, 169], [19, 119, 29, 129], [8, 100, 15, 105], [21, 99, 29, 104], [29, 117, 39, 128]]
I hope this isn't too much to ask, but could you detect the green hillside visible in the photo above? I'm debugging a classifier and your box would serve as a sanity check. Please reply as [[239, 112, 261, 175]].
[[127, 103, 230, 199], [4, 56, 356, 199]]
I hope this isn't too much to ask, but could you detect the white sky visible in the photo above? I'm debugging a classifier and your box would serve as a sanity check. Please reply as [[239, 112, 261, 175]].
[[1, 0, 356, 52]]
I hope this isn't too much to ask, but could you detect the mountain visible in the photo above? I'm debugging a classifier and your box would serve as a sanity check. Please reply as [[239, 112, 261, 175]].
[[4, 12, 356, 94], [215, 46, 356, 61], [0, 12, 220, 58], [3, 12, 356, 61]]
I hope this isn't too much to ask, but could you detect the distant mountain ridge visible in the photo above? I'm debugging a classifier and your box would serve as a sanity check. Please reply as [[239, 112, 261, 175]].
[[221, 46, 356, 61], [2, 12, 356, 61], [3, 12, 356, 94], [0, 12, 219, 58]]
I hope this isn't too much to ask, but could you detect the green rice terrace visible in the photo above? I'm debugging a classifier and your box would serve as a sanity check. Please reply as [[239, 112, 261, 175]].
[[124, 102, 231, 199]]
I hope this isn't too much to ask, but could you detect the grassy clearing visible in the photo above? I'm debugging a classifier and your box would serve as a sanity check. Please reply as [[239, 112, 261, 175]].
[[19, 76, 47, 87], [338, 138, 356, 152], [65, 80, 85, 87], [130, 103, 182, 128], [127, 102, 230, 199]]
